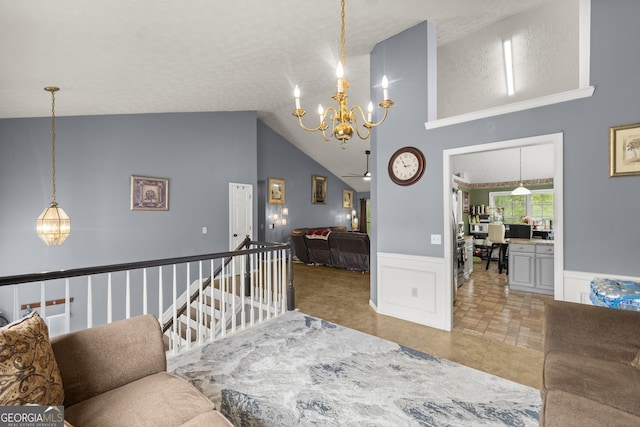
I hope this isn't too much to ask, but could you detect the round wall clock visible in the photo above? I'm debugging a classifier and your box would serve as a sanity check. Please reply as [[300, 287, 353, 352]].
[[388, 146, 426, 186]]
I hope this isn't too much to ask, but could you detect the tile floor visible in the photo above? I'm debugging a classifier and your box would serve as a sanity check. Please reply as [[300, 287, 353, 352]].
[[454, 261, 552, 352], [293, 261, 546, 389]]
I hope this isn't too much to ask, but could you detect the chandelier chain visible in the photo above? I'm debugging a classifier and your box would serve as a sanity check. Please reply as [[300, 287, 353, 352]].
[[340, 0, 346, 67]]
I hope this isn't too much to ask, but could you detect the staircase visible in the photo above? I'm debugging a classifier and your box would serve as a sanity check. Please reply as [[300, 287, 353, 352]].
[[161, 250, 290, 355]]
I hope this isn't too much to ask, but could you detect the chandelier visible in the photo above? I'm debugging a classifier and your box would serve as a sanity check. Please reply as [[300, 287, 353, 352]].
[[292, 0, 393, 147], [36, 86, 71, 245]]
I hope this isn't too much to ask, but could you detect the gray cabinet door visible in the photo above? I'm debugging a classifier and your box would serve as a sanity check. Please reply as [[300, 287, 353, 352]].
[[536, 255, 554, 290], [509, 252, 535, 288]]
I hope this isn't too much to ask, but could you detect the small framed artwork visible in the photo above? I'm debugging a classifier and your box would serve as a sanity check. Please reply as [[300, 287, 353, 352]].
[[610, 122, 640, 177], [342, 189, 353, 209], [462, 191, 470, 213], [268, 177, 286, 205], [312, 175, 327, 204], [130, 175, 169, 211]]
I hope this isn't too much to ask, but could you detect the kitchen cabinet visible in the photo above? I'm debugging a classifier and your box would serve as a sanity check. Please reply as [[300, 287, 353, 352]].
[[509, 243, 554, 295], [535, 245, 555, 292]]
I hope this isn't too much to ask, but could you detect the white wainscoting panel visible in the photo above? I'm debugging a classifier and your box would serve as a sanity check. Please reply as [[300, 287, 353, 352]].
[[563, 270, 640, 305], [377, 253, 450, 331]]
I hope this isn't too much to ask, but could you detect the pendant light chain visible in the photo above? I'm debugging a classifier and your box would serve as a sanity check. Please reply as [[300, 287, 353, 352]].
[[50, 88, 57, 204]]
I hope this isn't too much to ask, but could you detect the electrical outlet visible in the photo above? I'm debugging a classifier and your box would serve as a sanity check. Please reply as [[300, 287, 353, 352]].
[[202, 227, 207, 234], [430, 234, 442, 245], [411, 287, 418, 297]]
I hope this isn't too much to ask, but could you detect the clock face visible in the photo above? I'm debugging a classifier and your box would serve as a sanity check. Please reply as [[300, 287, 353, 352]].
[[388, 147, 426, 186]]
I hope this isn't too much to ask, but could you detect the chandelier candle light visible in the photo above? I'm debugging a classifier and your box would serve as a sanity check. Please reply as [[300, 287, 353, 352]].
[[292, 0, 393, 147], [36, 86, 71, 245]]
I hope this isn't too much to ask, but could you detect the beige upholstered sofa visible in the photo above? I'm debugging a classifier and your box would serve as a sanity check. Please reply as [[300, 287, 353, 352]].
[[51, 314, 233, 426], [541, 300, 640, 426], [0, 310, 231, 426]]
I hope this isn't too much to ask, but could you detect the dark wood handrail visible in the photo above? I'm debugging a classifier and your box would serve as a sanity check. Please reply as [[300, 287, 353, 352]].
[[0, 239, 289, 287]]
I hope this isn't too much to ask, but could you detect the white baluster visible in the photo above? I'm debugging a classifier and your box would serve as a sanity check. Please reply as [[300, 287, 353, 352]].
[[258, 252, 264, 323], [143, 268, 148, 315], [220, 262, 226, 337], [40, 281, 46, 320], [172, 264, 178, 354], [107, 273, 113, 324], [210, 259, 215, 340], [87, 276, 93, 328], [250, 251, 255, 327], [240, 254, 245, 330], [231, 256, 236, 334], [65, 279, 71, 333], [266, 251, 272, 319], [186, 263, 191, 351], [126, 270, 131, 319], [198, 260, 203, 345], [158, 266, 163, 328]]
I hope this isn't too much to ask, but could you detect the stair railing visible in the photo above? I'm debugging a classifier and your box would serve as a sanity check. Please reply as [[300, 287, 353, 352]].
[[0, 239, 294, 356]]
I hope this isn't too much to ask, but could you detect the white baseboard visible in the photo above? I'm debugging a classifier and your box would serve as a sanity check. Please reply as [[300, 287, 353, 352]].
[[563, 270, 640, 305]]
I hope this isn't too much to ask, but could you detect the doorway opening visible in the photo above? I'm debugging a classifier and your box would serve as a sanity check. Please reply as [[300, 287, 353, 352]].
[[442, 132, 564, 333]]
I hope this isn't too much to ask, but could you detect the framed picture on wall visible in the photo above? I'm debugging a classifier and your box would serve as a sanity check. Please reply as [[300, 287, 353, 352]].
[[312, 175, 327, 204], [610, 122, 640, 177], [268, 177, 286, 205], [462, 191, 470, 213], [342, 189, 353, 209], [130, 175, 169, 211]]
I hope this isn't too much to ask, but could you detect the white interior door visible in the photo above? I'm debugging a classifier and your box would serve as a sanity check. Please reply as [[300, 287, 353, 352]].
[[229, 183, 253, 250]]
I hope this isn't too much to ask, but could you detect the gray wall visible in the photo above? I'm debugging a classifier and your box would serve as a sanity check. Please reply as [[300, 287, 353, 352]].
[[0, 111, 258, 319], [257, 121, 357, 242], [370, 0, 640, 307]]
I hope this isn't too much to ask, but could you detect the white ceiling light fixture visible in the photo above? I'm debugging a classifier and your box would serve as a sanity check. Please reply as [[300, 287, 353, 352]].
[[503, 39, 515, 96], [36, 86, 71, 245], [512, 147, 531, 195], [292, 0, 394, 148]]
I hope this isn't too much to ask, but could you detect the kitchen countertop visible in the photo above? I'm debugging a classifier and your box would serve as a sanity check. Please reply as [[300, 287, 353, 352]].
[[508, 238, 555, 246]]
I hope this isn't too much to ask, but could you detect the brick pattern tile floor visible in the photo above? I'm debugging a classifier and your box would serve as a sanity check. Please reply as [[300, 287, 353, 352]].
[[454, 262, 552, 352]]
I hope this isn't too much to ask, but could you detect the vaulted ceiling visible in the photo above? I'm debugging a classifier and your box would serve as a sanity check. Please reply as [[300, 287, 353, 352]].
[[1, 0, 554, 192]]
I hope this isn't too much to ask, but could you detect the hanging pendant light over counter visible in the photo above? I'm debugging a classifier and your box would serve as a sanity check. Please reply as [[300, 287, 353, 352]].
[[511, 147, 531, 196], [36, 86, 71, 245]]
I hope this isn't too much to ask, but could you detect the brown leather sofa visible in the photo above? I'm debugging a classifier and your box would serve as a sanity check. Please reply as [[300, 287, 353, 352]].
[[541, 300, 640, 426], [291, 227, 370, 272]]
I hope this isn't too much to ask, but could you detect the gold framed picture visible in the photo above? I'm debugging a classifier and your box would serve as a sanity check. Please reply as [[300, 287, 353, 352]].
[[610, 122, 640, 177], [268, 177, 286, 205], [130, 176, 169, 211], [312, 175, 327, 204], [342, 189, 353, 209]]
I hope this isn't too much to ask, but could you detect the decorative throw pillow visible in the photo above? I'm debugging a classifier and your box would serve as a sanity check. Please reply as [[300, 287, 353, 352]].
[[0, 311, 64, 405], [630, 351, 640, 369]]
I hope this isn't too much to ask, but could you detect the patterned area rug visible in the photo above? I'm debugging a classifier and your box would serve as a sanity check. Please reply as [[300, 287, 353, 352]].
[[171, 311, 540, 426]]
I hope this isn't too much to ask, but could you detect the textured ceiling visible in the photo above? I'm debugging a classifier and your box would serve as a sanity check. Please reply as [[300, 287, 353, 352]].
[[451, 145, 554, 184], [0, 0, 551, 192]]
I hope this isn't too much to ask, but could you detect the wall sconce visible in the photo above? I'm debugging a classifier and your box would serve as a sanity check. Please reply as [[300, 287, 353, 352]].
[[271, 206, 289, 228]]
